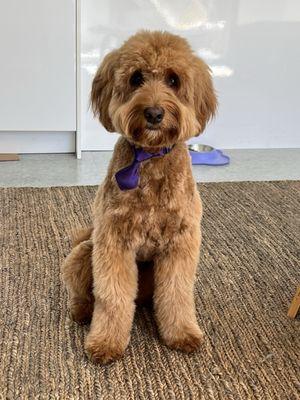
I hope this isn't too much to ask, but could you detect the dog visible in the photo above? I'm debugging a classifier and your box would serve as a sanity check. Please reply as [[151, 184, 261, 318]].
[[62, 30, 217, 364]]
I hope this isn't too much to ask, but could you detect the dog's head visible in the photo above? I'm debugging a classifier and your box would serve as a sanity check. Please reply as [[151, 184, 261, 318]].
[[91, 31, 217, 148]]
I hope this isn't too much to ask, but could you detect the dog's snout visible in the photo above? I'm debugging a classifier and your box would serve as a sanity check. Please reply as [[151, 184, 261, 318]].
[[144, 107, 164, 124]]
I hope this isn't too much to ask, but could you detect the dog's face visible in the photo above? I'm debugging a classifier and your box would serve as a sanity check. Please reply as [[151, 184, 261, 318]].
[[91, 31, 217, 148]]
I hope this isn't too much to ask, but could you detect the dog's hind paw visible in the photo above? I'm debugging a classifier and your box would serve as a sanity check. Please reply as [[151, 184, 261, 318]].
[[69, 301, 93, 325]]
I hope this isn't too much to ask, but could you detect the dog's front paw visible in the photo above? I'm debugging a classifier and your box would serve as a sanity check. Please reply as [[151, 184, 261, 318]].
[[85, 336, 125, 364], [163, 326, 204, 353]]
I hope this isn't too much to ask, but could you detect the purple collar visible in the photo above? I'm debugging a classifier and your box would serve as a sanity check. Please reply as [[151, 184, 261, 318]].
[[115, 144, 172, 191]]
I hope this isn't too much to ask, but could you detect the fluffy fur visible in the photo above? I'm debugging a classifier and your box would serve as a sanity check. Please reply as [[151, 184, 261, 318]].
[[62, 31, 217, 364]]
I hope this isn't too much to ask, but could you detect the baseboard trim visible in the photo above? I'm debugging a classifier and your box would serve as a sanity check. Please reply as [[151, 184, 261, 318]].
[[0, 131, 75, 153]]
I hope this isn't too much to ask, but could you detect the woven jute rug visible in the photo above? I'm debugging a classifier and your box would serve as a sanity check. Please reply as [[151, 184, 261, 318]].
[[0, 182, 299, 399]]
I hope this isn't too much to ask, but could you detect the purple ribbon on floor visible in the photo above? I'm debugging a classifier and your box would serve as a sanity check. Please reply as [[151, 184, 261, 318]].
[[115, 145, 172, 191]]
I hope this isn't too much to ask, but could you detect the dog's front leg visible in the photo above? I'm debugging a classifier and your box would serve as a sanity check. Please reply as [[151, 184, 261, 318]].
[[85, 235, 137, 364], [154, 227, 204, 352]]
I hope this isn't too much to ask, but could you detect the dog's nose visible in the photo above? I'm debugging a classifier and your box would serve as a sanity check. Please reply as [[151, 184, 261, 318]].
[[144, 107, 164, 124]]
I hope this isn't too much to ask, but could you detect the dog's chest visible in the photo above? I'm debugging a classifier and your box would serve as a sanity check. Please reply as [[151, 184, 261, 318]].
[[96, 143, 198, 258], [120, 176, 188, 258], [134, 205, 184, 260]]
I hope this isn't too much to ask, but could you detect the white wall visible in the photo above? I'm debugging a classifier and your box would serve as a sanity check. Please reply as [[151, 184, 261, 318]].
[[80, 0, 300, 150]]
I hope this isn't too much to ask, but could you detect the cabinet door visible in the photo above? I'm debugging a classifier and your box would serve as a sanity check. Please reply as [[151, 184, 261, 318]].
[[0, 0, 76, 131]]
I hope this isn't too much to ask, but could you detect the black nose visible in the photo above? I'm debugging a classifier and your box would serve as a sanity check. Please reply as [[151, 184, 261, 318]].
[[144, 107, 164, 124]]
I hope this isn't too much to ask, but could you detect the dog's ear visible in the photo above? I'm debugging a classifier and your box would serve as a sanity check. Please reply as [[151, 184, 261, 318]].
[[90, 50, 119, 132], [192, 57, 217, 135]]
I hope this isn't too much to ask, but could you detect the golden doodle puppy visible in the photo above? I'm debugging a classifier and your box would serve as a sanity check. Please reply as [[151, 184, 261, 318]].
[[62, 31, 217, 364]]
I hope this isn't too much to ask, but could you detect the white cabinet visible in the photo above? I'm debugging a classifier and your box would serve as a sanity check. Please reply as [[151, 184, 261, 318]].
[[0, 0, 76, 150]]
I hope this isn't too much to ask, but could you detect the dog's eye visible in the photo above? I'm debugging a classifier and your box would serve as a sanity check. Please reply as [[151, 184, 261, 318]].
[[130, 70, 144, 87], [166, 72, 180, 89]]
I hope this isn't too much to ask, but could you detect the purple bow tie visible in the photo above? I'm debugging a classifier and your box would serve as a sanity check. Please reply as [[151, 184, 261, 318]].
[[115, 145, 172, 191]]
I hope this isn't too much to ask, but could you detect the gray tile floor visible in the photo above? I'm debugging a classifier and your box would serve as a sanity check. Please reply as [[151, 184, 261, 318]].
[[0, 149, 299, 187]]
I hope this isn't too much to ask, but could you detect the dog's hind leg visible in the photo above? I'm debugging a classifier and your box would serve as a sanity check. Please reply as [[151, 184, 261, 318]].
[[62, 227, 94, 324]]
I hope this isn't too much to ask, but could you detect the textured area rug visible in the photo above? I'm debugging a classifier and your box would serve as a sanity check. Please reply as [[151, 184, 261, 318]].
[[0, 182, 299, 399]]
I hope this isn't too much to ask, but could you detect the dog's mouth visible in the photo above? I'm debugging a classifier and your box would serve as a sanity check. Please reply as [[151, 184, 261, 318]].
[[146, 123, 161, 131], [129, 125, 179, 148], [114, 97, 186, 147], [130, 113, 180, 147]]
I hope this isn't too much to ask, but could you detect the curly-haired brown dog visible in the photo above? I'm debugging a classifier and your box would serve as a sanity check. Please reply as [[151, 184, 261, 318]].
[[62, 31, 217, 364]]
